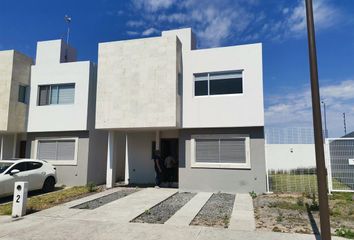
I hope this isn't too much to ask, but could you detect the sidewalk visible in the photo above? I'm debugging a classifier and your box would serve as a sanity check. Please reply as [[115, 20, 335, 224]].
[[0, 216, 344, 240], [0, 188, 345, 240]]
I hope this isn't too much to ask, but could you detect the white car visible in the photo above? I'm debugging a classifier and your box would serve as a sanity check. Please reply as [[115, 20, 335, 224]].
[[0, 159, 57, 198]]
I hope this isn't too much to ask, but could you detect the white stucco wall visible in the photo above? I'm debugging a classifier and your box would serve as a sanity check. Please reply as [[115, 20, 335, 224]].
[[96, 35, 180, 129], [266, 144, 316, 170], [27, 40, 94, 132], [183, 44, 264, 128], [164, 29, 264, 128], [36, 40, 77, 65]]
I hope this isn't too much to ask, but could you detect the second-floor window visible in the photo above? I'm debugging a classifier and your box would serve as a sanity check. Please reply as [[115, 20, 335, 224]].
[[194, 71, 243, 96], [18, 85, 29, 104], [38, 84, 75, 106]]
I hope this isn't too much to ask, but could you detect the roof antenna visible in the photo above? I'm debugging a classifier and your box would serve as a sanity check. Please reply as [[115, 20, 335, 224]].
[[64, 15, 72, 45]]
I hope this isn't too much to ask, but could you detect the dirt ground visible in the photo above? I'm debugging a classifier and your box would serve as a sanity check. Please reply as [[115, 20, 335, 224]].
[[253, 193, 354, 235]]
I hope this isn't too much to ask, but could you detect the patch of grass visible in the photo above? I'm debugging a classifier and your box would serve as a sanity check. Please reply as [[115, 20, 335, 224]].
[[0, 186, 101, 215], [269, 174, 350, 193], [330, 192, 354, 202], [268, 200, 307, 211], [335, 227, 354, 239]]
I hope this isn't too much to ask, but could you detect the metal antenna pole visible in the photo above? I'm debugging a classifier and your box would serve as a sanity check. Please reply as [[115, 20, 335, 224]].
[[64, 15, 72, 45], [321, 101, 328, 138], [66, 23, 70, 44], [305, 0, 331, 239], [343, 113, 347, 135]]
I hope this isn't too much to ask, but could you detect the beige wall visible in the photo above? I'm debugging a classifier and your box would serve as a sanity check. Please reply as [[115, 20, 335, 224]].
[[96, 35, 180, 129], [8, 52, 33, 132], [0, 50, 32, 133], [0, 51, 13, 132]]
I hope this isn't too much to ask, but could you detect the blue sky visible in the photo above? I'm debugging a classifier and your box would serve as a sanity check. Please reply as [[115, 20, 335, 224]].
[[1, 0, 353, 137]]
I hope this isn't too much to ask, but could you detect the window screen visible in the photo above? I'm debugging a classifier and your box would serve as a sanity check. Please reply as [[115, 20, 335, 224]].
[[37, 140, 76, 161], [195, 139, 219, 163], [194, 71, 243, 96], [38, 85, 50, 106], [195, 137, 247, 164]]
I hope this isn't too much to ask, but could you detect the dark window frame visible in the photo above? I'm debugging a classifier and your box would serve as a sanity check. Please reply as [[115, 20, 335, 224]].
[[37, 83, 75, 106], [194, 70, 243, 96], [18, 85, 29, 104]]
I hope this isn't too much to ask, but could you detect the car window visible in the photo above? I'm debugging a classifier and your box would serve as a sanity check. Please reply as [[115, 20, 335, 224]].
[[27, 162, 43, 170], [6, 162, 27, 174], [0, 162, 13, 174]]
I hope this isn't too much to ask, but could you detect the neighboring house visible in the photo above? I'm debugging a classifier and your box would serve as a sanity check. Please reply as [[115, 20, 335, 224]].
[[0, 50, 32, 160], [26, 40, 107, 186], [96, 28, 266, 193]]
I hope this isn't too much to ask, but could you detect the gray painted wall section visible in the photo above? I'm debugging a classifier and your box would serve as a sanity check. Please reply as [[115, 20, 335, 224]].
[[87, 130, 108, 184], [27, 130, 108, 186], [178, 127, 266, 193], [27, 131, 90, 186]]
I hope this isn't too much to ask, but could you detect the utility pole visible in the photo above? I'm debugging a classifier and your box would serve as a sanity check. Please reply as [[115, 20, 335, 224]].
[[321, 101, 328, 138], [305, 0, 331, 239], [343, 113, 347, 135]]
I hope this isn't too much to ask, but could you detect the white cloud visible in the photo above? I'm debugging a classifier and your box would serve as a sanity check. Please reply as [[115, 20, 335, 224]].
[[126, 20, 145, 27], [132, 0, 176, 12], [265, 79, 354, 137], [265, 0, 341, 40], [141, 27, 159, 36], [127, 0, 346, 46], [126, 31, 139, 36]]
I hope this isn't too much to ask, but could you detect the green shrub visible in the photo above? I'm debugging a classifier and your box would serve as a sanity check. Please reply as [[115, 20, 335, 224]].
[[296, 197, 305, 207], [249, 191, 257, 199], [335, 227, 354, 239], [86, 182, 97, 192], [308, 193, 319, 211]]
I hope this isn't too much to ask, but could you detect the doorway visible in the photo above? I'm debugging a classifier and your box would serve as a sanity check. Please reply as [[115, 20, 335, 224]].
[[152, 138, 179, 186], [19, 141, 27, 158], [160, 138, 179, 185]]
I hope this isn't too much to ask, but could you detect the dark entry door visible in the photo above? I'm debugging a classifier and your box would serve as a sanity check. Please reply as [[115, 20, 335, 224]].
[[160, 139, 179, 183], [19, 141, 27, 158]]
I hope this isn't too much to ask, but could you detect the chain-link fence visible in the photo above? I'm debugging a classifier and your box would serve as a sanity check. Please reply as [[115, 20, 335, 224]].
[[265, 128, 354, 193], [326, 138, 354, 192], [267, 168, 318, 193]]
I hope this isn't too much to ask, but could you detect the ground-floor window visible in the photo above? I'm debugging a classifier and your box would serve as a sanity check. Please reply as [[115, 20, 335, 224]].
[[35, 137, 78, 165], [191, 134, 251, 169]]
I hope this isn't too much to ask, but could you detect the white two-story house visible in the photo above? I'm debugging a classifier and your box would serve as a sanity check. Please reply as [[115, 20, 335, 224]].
[[26, 40, 107, 186], [96, 28, 266, 193], [0, 50, 32, 160]]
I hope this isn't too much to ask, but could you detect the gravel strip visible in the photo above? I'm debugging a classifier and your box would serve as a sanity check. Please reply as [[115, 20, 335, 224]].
[[132, 192, 196, 224], [190, 193, 235, 228], [71, 188, 140, 210]]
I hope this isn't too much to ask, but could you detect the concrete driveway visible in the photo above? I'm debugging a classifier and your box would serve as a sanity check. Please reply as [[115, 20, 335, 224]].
[[0, 188, 344, 240]]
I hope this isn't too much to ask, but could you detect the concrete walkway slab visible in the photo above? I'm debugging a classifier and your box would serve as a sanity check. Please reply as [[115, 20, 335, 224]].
[[165, 192, 212, 226], [32, 187, 127, 219], [228, 194, 256, 231], [70, 188, 177, 223]]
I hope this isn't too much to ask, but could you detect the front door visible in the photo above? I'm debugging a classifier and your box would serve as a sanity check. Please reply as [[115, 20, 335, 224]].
[[160, 139, 179, 184]]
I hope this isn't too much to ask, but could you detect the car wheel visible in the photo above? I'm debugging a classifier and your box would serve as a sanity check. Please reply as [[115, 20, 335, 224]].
[[42, 177, 55, 193]]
